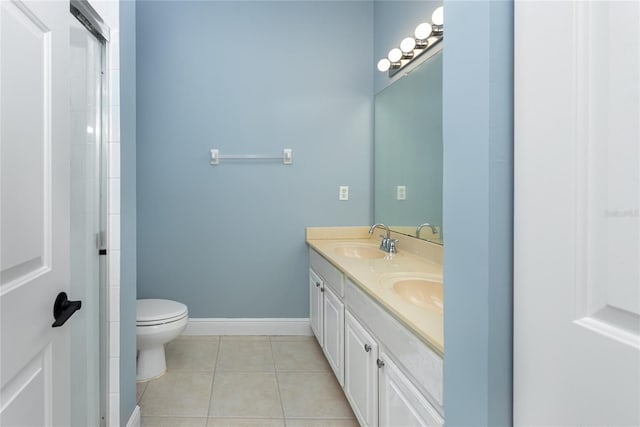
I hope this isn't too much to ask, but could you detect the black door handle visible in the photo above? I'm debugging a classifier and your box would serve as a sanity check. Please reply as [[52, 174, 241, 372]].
[[52, 292, 82, 327]]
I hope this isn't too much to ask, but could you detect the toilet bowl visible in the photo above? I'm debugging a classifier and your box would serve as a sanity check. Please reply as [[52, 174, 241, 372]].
[[136, 299, 188, 381]]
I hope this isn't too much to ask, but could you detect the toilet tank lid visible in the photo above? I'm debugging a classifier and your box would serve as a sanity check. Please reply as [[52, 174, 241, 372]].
[[137, 299, 188, 323]]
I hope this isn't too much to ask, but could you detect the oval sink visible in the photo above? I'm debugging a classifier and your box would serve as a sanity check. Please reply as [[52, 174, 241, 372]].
[[332, 243, 387, 260], [393, 279, 443, 313]]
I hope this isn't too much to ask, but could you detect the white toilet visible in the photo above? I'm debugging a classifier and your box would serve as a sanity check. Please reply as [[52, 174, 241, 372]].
[[136, 299, 188, 381]]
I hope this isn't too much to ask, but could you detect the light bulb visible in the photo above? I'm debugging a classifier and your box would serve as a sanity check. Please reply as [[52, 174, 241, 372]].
[[388, 48, 402, 63], [400, 37, 416, 53], [432, 6, 444, 26], [414, 23, 433, 40], [377, 58, 391, 72]]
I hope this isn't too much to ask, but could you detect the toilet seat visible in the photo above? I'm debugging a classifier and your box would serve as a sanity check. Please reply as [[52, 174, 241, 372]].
[[136, 299, 188, 326]]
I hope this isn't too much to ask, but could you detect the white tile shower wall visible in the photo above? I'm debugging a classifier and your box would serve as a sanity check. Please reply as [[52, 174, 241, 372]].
[[110, 357, 120, 393], [110, 321, 120, 359], [109, 214, 121, 250], [110, 286, 121, 322], [109, 178, 120, 213], [88, 1, 120, 426], [108, 142, 121, 178], [109, 249, 121, 287]]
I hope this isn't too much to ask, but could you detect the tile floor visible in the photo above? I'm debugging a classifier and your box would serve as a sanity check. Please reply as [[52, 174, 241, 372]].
[[137, 335, 359, 427]]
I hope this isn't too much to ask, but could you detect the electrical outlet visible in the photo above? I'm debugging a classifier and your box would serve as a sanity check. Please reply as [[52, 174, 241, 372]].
[[339, 186, 349, 201], [397, 185, 406, 200]]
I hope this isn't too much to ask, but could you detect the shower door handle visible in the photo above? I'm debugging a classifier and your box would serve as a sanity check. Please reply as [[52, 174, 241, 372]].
[[52, 292, 82, 327]]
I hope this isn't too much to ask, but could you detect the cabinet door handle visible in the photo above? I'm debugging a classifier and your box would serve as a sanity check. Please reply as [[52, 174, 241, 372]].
[[376, 358, 385, 368], [320, 287, 324, 293], [364, 344, 371, 352], [315, 282, 321, 287]]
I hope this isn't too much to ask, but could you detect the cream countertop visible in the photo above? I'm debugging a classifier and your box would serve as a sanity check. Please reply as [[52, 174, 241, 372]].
[[306, 227, 443, 357]]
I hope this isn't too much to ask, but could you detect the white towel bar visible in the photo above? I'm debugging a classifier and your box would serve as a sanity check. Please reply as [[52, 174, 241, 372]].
[[209, 148, 293, 165]]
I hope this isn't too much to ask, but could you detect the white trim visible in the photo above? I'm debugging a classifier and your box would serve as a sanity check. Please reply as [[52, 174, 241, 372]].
[[125, 405, 140, 427], [575, 317, 640, 350], [183, 318, 312, 336]]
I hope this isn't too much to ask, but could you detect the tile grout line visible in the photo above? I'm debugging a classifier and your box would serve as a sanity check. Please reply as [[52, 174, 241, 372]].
[[270, 336, 288, 423], [137, 381, 148, 407], [206, 335, 222, 418]]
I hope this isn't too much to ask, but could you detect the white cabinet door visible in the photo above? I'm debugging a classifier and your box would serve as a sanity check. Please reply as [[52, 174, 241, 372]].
[[309, 269, 324, 347], [379, 352, 443, 427], [323, 285, 344, 386], [345, 310, 378, 427]]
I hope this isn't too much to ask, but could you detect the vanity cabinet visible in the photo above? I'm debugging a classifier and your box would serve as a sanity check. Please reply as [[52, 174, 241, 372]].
[[323, 285, 344, 386], [308, 248, 444, 426], [378, 352, 444, 427], [309, 269, 324, 347], [345, 309, 443, 427], [309, 250, 345, 386], [345, 310, 379, 427]]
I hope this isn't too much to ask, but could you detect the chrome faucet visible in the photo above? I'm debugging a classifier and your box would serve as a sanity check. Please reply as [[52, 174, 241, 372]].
[[368, 223, 398, 254], [416, 222, 438, 238]]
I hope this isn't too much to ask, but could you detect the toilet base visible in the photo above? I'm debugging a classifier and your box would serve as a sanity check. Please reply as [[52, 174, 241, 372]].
[[137, 345, 167, 381]]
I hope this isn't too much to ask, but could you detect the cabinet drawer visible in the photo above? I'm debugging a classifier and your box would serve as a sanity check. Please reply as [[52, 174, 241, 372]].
[[309, 249, 344, 297], [346, 278, 443, 409]]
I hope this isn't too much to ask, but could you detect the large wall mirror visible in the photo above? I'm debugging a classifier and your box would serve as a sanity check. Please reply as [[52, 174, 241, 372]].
[[374, 49, 443, 244]]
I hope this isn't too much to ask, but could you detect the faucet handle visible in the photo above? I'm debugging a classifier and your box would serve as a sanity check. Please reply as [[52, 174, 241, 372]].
[[388, 239, 398, 254]]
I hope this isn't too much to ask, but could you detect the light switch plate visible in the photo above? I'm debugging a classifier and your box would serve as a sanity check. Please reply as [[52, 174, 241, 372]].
[[339, 186, 349, 201]]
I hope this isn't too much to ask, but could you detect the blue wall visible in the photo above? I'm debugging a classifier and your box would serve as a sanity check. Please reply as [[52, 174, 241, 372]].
[[442, 1, 514, 425], [136, 1, 373, 318], [119, 0, 137, 424], [129, 2, 514, 424]]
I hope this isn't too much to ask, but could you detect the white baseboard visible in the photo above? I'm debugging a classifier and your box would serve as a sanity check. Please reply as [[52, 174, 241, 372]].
[[125, 405, 140, 427], [183, 318, 312, 336]]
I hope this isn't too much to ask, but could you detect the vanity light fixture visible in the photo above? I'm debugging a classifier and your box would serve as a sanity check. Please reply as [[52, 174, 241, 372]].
[[400, 37, 416, 59], [377, 6, 443, 77], [414, 23, 433, 48], [387, 48, 403, 70], [432, 6, 444, 34], [388, 48, 403, 63], [377, 58, 391, 72]]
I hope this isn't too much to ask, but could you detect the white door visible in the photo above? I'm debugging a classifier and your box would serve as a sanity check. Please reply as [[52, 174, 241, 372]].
[[1, 1, 72, 425], [344, 310, 378, 427], [514, 1, 640, 425]]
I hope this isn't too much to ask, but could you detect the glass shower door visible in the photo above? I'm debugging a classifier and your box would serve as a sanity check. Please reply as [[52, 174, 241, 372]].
[[69, 9, 106, 427]]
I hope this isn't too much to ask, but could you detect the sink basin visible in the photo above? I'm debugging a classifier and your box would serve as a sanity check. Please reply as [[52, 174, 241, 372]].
[[332, 243, 387, 260], [380, 273, 443, 312], [393, 279, 443, 312]]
